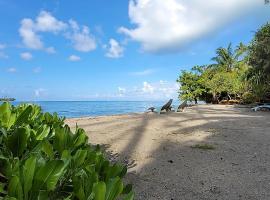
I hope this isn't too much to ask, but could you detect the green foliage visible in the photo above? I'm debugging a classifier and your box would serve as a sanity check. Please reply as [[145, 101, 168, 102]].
[[249, 23, 270, 73], [177, 22, 270, 104], [176, 66, 206, 102], [242, 92, 257, 104], [0, 102, 133, 200]]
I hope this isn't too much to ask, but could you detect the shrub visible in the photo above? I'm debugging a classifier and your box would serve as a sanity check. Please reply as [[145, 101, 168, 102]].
[[0, 102, 134, 200], [242, 92, 257, 104]]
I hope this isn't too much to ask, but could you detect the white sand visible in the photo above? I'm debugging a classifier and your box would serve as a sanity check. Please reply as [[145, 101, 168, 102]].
[[66, 105, 270, 200]]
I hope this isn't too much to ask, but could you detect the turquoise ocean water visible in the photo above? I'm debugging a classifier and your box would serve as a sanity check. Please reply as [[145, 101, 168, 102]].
[[12, 101, 181, 118]]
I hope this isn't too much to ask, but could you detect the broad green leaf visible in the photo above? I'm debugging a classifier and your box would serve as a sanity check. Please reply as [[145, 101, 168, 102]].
[[73, 129, 88, 147], [93, 182, 106, 200], [72, 175, 85, 200], [53, 126, 73, 154], [123, 191, 134, 200], [73, 150, 87, 167], [14, 105, 33, 126], [8, 176, 23, 200], [23, 156, 36, 199], [34, 160, 65, 191], [7, 127, 29, 157], [0, 102, 15, 129], [36, 125, 50, 140], [105, 177, 123, 200], [42, 140, 54, 159], [106, 164, 127, 181]]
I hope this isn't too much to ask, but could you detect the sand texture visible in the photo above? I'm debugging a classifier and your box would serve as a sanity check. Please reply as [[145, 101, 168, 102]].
[[66, 105, 270, 200]]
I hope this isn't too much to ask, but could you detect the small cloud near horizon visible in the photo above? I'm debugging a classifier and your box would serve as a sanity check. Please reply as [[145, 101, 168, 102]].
[[68, 55, 81, 61]]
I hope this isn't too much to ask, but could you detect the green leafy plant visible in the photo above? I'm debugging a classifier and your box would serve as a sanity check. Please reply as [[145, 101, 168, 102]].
[[0, 102, 134, 200]]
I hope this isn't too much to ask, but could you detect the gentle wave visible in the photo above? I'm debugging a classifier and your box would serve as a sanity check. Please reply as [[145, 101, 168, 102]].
[[12, 101, 181, 118]]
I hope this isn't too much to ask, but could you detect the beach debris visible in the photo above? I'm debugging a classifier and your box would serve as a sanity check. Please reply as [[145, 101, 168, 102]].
[[191, 144, 215, 150]]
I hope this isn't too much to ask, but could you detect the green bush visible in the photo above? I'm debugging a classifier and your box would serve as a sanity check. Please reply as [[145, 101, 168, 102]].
[[0, 102, 134, 200], [242, 92, 257, 104]]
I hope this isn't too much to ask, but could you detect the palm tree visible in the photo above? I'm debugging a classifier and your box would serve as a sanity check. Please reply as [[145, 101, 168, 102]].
[[211, 43, 237, 72]]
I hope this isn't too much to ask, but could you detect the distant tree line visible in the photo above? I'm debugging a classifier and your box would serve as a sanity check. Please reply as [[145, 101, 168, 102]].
[[177, 22, 270, 104]]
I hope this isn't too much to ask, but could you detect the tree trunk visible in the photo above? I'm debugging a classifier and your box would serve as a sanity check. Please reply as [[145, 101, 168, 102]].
[[212, 93, 219, 104], [194, 97, 198, 104]]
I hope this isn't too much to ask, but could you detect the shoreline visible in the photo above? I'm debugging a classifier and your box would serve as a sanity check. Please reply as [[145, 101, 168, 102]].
[[66, 104, 270, 199], [65, 104, 242, 120]]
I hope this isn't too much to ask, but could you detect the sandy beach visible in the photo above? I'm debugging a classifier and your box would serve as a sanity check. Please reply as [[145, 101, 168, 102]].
[[66, 104, 270, 200]]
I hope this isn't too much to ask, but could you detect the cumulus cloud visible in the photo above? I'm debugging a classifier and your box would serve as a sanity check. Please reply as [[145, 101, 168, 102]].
[[19, 11, 66, 50], [35, 11, 67, 32], [66, 20, 96, 52], [119, 0, 263, 53], [19, 11, 96, 52], [19, 18, 43, 49], [68, 55, 81, 61], [105, 39, 124, 58], [7, 67, 17, 73], [20, 52, 33, 60]]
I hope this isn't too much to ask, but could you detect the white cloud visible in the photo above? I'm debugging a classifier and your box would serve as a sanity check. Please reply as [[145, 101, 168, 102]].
[[33, 67, 41, 73], [130, 69, 155, 76], [19, 10, 67, 50], [66, 20, 96, 52], [118, 80, 179, 100], [142, 81, 154, 94], [19, 11, 96, 52], [118, 87, 126, 97], [119, 0, 263, 53], [0, 52, 8, 59], [73, 80, 179, 100], [105, 39, 124, 58], [68, 55, 81, 61], [7, 67, 17, 73], [35, 11, 67, 32], [20, 52, 33, 60], [19, 18, 43, 49], [34, 88, 47, 97]]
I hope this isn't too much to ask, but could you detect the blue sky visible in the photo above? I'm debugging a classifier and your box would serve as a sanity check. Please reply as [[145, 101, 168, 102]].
[[0, 0, 269, 101]]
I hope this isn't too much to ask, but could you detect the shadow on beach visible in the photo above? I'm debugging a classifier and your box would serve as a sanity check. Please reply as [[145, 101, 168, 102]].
[[67, 105, 270, 200]]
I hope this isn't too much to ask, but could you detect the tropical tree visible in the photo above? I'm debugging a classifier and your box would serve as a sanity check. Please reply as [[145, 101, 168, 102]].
[[211, 43, 237, 72], [247, 22, 270, 102], [177, 66, 206, 103]]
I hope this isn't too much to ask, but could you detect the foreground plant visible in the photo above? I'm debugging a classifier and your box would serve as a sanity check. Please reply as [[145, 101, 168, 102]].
[[0, 102, 134, 200]]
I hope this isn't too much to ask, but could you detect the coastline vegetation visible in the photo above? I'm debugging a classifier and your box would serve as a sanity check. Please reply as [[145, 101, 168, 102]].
[[177, 22, 270, 104], [0, 98, 15, 102], [0, 102, 134, 200]]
